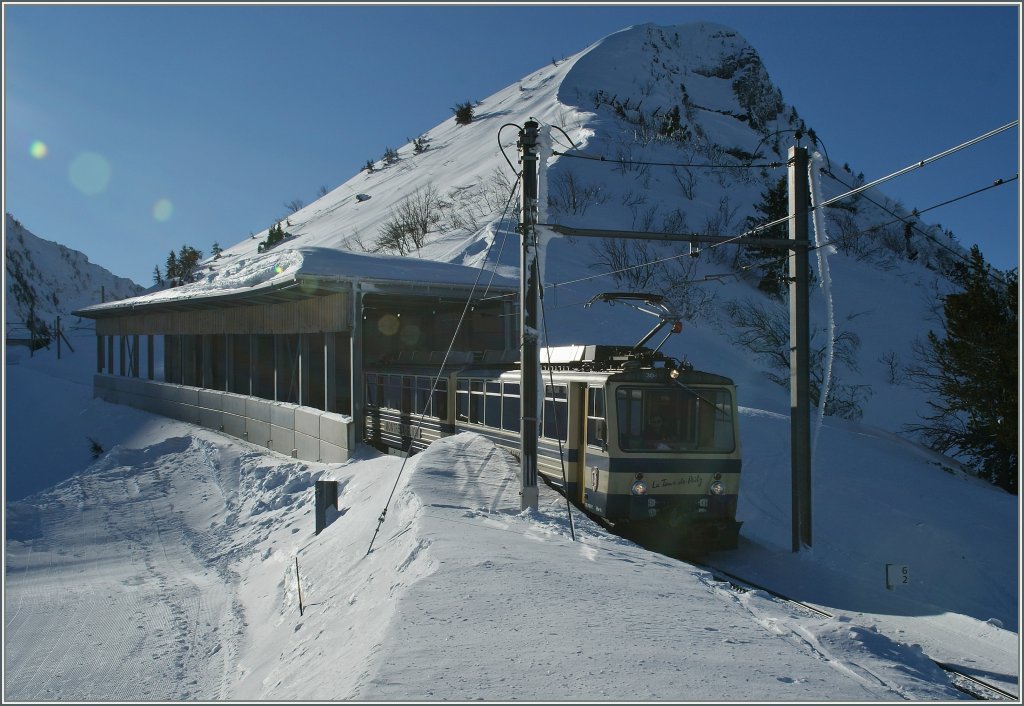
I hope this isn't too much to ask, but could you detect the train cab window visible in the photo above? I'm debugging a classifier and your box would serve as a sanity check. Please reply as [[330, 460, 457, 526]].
[[586, 387, 607, 448], [542, 384, 568, 441], [502, 382, 520, 432], [615, 386, 735, 453]]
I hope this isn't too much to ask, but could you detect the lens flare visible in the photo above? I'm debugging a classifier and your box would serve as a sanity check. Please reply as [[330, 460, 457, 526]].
[[152, 198, 173, 222], [377, 314, 400, 336], [68, 152, 112, 195], [30, 140, 48, 159], [399, 322, 421, 346]]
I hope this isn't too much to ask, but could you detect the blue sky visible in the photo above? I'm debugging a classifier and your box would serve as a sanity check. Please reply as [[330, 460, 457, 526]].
[[4, 3, 1020, 284]]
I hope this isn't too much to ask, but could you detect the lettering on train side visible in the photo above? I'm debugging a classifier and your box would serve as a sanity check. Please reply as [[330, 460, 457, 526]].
[[382, 420, 423, 438]]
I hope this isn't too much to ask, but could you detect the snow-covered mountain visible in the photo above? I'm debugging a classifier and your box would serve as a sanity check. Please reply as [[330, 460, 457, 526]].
[[139, 22, 977, 439], [4, 212, 144, 335]]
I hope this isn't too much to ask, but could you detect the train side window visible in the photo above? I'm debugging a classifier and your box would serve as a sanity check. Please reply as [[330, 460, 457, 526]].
[[470, 379, 485, 424], [502, 382, 520, 432], [586, 386, 606, 448], [366, 373, 380, 407], [485, 380, 501, 428], [414, 376, 438, 418], [433, 378, 448, 420], [456, 379, 469, 421], [542, 384, 567, 441], [383, 375, 402, 410], [401, 376, 414, 413]]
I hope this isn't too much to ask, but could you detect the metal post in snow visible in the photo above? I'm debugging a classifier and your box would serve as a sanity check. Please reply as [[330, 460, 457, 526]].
[[519, 120, 540, 512], [788, 145, 812, 552]]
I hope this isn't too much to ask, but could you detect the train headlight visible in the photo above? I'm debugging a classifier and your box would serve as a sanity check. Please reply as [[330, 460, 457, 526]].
[[709, 480, 725, 495], [631, 480, 649, 496]]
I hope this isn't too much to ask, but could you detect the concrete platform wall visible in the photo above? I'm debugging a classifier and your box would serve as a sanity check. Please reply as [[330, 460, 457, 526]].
[[93, 374, 355, 463]]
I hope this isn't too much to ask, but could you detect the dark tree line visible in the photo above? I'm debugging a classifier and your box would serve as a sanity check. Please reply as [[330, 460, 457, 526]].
[[156, 245, 203, 287], [907, 246, 1018, 493]]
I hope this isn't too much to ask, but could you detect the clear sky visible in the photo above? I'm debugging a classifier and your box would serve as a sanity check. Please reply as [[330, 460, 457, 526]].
[[4, 3, 1020, 285]]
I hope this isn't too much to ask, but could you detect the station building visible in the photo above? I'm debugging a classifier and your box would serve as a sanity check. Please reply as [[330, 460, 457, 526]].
[[74, 249, 518, 463]]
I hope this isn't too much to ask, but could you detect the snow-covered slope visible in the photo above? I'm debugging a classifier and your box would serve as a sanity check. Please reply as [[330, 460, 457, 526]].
[[4, 213, 143, 329]]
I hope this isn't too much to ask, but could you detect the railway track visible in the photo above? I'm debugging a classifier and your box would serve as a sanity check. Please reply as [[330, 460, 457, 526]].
[[557, 481, 1018, 701], [697, 562, 1019, 702]]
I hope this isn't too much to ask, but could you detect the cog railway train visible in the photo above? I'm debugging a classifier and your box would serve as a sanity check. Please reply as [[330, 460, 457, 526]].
[[362, 293, 742, 552]]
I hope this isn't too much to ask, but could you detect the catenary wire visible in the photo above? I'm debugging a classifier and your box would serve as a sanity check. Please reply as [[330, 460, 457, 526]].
[[820, 169, 1019, 283], [553, 150, 783, 170], [813, 121, 1017, 211]]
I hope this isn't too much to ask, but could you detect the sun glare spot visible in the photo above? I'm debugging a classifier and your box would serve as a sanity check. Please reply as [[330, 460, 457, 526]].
[[377, 314, 400, 337], [68, 152, 112, 195], [153, 198, 173, 222], [30, 140, 48, 159]]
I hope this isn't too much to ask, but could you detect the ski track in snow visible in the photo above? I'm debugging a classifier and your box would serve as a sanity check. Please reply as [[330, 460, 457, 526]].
[[3, 434, 276, 701]]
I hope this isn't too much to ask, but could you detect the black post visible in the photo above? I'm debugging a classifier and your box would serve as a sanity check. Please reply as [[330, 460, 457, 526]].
[[518, 120, 540, 511], [788, 146, 812, 551]]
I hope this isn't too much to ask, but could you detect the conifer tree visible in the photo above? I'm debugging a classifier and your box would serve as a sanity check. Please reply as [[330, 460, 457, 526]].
[[176, 245, 203, 284], [739, 176, 789, 297], [452, 101, 474, 125], [907, 246, 1018, 493], [165, 251, 179, 285]]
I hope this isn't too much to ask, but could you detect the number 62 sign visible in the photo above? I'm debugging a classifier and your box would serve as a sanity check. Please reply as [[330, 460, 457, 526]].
[[885, 563, 910, 590]]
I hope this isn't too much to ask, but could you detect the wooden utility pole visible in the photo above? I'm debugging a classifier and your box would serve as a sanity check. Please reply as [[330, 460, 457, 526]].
[[518, 120, 540, 512], [788, 145, 812, 552]]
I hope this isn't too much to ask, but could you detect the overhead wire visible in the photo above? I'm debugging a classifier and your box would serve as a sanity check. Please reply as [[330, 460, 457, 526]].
[[552, 150, 783, 170], [497, 123, 524, 175], [812, 121, 1017, 211], [820, 168, 1019, 283]]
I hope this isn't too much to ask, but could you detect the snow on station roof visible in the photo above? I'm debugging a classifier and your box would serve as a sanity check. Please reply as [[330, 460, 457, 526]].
[[74, 247, 518, 318]]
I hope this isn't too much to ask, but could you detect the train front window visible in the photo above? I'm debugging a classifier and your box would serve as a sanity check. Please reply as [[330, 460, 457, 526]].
[[615, 386, 735, 453]]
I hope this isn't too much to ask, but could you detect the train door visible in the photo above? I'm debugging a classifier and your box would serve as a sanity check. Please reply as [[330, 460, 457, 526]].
[[583, 384, 607, 507], [569, 382, 587, 505]]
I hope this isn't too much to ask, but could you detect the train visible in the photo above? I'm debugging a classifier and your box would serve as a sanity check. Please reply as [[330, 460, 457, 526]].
[[362, 293, 743, 552]]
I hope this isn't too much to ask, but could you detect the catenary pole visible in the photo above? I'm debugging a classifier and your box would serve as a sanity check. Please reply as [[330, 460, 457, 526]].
[[788, 146, 812, 551], [519, 121, 540, 511]]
